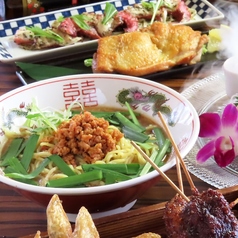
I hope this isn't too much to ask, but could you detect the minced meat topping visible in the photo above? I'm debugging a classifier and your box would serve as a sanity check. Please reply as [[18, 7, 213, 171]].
[[51, 111, 123, 165]]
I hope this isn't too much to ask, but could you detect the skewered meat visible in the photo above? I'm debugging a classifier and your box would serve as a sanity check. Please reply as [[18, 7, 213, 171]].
[[92, 22, 208, 76], [163, 193, 188, 237], [164, 188, 238, 238]]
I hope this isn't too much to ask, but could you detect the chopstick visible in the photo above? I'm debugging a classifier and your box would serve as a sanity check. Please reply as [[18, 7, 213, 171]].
[[157, 112, 196, 191], [131, 141, 189, 202]]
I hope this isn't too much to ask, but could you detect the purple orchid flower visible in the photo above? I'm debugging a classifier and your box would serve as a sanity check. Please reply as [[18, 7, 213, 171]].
[[197, 103, 238, 167]]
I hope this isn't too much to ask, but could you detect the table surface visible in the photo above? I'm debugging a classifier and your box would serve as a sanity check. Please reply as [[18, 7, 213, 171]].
[[0, 10, 230, 237]]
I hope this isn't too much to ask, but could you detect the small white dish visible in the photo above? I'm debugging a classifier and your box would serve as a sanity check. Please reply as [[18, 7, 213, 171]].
[[223, 56, 238, 98], [0, 0, 224, 63]]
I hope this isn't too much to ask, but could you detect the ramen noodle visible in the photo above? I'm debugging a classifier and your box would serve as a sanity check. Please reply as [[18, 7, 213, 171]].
[[0, 104, 169, 187]]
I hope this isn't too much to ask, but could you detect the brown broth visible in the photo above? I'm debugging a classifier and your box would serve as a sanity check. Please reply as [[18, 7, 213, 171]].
[[77, 106, 158, 127]]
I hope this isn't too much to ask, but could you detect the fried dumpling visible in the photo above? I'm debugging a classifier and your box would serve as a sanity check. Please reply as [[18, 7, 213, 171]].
[[46, 194, 72, 238], [71, 206, 100, 238]]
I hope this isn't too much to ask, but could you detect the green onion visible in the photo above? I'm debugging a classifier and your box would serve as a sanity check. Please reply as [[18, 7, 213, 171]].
[[4, 157, 27, 175], [5, 158, 50, 180], [25, 98, 72, 132], [84, 58, 93, 67], [122, 126, 149, 143], [114, 112, 145, 132], [82, 164, 134, 184], [135, 142, 154, 150], [139, 138, 171, 176], [154, 127, 171, 153], [56, 16, 65, 23], [101, 2, 118, 25], [202, 44, 208, 55], [125, 101, 142, 127], [46, 170, 103, 188], [90, 111, 127, 126], [102, 168, 132, 184], [71, 15, 90, 30], [141, 1, 154, 10], [150, 0, 163, 24], [91, 112, 115, 118], [21, 134, 39, 170], [3, 166, 16, 174], [14, 178, 37, 185], [0, 138, 24, 163], [26, 26, 64, 43], [49, 155, 76, 176], [154, 127, 166, 148], [139, 149, 158, 176], [82, 163, 140, 175], [82, 164, 135, 184], [154, 138, 171, 166]]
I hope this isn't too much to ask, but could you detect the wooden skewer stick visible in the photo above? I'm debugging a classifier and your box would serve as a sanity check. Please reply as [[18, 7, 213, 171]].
[[131, 141, 189, 202], [229, 197, 238, 209], [176, 150, 184, 192], [157, 112, 196, 191]]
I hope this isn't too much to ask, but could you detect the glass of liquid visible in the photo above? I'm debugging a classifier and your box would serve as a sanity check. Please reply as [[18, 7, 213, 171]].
[[0, 0, 5, 21]]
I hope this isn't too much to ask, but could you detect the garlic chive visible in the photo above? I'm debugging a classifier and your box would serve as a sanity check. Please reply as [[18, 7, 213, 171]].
[[46, 170, 103, 188], [49, 155, 76, 176]]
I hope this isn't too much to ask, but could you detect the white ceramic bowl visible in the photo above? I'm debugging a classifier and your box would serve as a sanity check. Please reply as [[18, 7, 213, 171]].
[[0, 74, 199, 218]]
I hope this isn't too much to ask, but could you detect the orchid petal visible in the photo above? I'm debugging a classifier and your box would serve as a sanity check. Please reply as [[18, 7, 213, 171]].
[[196, 140, 216, 163], [221, 104, 238, 128], [199, 113, 221, 137], [214, 136, 235, 167], [235, 122, 238, 133]]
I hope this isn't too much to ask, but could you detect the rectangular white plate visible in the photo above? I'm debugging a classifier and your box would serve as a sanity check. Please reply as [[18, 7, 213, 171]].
[[0, 0, 224, 64]]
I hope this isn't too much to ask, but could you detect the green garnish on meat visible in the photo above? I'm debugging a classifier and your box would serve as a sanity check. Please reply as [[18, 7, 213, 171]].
[[71, 14, 91, 30], [26, 26, 64, 43], [102, 2, 118, 25]]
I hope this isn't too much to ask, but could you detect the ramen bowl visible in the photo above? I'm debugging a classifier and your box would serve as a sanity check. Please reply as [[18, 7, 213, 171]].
[[0, 74, 199, 219]]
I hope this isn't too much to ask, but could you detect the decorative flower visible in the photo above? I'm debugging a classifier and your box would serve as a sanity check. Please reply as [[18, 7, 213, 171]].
[[27, 0, 45, 15], [197, 103, 238, 167], [129, 88, 148, 102]]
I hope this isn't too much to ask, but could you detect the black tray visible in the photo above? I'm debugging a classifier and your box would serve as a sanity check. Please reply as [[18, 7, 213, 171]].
[[16, 50, 224, 85]]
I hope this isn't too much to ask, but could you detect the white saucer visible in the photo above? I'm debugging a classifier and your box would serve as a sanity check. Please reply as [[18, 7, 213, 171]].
[[67, 200, 137, 222]]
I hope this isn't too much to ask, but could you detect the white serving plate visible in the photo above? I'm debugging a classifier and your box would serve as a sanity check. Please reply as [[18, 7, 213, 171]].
[[0, 0, 224, 63]]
